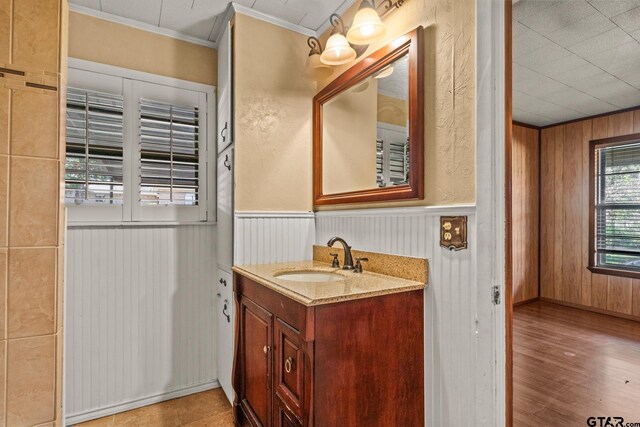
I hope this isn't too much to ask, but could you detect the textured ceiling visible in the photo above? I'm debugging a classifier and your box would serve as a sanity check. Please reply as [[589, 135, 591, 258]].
[[377, 54, 409, 101], [69, 0, 354, 43], [513, 0, 640, 127]]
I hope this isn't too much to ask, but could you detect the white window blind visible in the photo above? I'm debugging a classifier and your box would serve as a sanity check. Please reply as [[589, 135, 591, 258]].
[[65, 87, 124, 205], [594, 140, 640, 271], [376, 124, 410, 188], [139, 99, 200, 206]]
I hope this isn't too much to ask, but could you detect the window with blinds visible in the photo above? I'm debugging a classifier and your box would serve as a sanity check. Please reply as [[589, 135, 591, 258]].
[[65, 88, 124, 205], [592, 138, 640, 274], [376, 137, 410, 188], [139, 99, 200, 206]]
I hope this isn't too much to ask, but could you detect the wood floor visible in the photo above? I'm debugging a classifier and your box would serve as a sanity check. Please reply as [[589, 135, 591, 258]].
[[514, 301, 640, 426], [75, 388, 233, 427]]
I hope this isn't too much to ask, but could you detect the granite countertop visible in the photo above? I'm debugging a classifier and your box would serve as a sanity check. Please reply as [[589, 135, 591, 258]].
[[232, 260, 426, 306]]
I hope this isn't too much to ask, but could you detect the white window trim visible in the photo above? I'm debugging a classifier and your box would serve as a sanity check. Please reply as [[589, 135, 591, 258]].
[[66, 59, 217, 226]]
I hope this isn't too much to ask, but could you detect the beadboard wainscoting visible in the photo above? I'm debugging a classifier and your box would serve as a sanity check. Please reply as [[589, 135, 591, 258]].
[[65, 224, 218, 424], [234, 212, 316, 265], [315, 205, 477, 427]]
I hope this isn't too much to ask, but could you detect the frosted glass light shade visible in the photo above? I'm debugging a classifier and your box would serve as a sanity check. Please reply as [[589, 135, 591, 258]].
[[306, 53, 333, 81], [347, 3, 386, 45], [320, 33, 357, 65], [373, 65, 394, 79]]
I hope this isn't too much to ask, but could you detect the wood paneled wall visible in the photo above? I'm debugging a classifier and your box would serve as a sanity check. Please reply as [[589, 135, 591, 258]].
[[540, 109, 640, 319], [512, 124, 540, 304]]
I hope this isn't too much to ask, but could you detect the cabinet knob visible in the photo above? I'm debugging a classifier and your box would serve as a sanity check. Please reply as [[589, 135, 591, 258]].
[[285, 357, 294, 374], [263, 345, 270, 355]]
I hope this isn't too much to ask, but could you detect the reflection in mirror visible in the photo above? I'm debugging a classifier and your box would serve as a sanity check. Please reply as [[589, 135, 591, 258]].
[[322, 52, 409, 195]]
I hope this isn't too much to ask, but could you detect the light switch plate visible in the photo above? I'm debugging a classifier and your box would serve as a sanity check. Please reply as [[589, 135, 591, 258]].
[[440, 216, 468, 251]]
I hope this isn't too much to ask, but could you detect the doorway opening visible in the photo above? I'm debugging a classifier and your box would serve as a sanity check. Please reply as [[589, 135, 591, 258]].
[[506, 1, 640, 424]]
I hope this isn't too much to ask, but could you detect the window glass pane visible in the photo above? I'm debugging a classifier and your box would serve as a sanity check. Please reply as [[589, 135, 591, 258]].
[[139, 99, 199, 206], [594, 141, 640, 270], [65, 88, 124, 205]]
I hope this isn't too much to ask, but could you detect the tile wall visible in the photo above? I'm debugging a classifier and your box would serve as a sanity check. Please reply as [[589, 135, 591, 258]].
[[0, 0, 67, 425]]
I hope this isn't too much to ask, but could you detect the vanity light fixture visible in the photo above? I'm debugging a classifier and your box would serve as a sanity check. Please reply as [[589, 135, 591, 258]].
[[373, 65, 394, 79], [346, 0, 386, 45], [306, 1, 406, 72], [320, 14, 357, 66], [306, 37, 333, 81]]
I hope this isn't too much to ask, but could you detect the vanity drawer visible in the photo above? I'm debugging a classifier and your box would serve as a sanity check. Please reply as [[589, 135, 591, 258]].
[[234, 273, 311, 340], [274, 319, 306, 420]]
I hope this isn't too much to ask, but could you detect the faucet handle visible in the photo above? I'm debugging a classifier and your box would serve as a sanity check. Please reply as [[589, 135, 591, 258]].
[[353, 257, 369, 273], [330, 253, 340, 268]]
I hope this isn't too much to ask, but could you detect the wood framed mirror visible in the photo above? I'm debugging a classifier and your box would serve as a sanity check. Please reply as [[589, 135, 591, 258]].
[[313, 27, 424, 206]]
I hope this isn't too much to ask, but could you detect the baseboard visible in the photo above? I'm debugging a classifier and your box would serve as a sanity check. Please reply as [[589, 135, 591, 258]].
[[64, 380, 220, 426], [540, 298, 640, 322], [513, 297, 539, 307]]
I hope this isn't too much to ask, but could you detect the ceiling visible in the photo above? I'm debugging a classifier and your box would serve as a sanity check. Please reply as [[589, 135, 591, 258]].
[[68, 0, 354, 45], [513, 0, 640, 127], [377, 54, 409, 101]]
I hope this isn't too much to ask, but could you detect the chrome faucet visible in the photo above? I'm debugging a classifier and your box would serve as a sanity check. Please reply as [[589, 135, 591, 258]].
[[327, 237, 354, 270]]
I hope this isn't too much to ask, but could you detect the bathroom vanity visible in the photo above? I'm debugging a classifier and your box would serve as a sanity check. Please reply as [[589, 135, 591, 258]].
[[232, 248, 427, 427]]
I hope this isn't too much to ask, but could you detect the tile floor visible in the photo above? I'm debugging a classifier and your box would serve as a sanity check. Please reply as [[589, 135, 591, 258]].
[[75, 388, 233, 427]]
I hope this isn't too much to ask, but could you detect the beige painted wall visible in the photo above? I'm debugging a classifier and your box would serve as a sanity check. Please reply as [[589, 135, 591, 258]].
[[233, 13, 315, 212], [378, 93, 408, 127], [317, 0, 476, 209], [68, 11, 217, 86]]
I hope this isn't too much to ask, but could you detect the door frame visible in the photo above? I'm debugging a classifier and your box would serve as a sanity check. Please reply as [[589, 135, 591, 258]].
[[475, 0, 508, 425], [504, 1, 513, 426]]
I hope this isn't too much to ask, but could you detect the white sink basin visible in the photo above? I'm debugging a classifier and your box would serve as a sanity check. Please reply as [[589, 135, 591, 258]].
[[274, 271, 346, 283]]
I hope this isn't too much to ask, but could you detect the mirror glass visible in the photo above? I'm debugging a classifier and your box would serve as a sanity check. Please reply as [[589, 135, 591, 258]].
[[321, 52, 410, 195]]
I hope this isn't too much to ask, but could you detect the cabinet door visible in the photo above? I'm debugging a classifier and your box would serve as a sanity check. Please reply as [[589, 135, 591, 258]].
[[275, 398, 302, 427], [239, 297, 273, 427], [274, 319, 305, 420], [216, 146, 233, 270], [216, 268, 234, 403], [217, 21, 232, 154]]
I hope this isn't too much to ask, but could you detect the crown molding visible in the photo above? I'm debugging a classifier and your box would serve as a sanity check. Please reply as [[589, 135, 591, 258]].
[[315, 0, 358, 37], [68, 3, 217, 49], [209, 2, 237, 48], [69, 0, 359, 49], [230, 2, 316, 37]]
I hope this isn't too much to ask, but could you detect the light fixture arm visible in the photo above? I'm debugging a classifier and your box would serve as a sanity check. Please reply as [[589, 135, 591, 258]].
[[329, 13, 347, 35], [307, 36, 323, 56], [377, 0, 405, 17]]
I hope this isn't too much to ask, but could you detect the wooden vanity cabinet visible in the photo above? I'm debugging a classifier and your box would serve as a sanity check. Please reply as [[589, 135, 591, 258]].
[[233, 272, 424, 427]]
